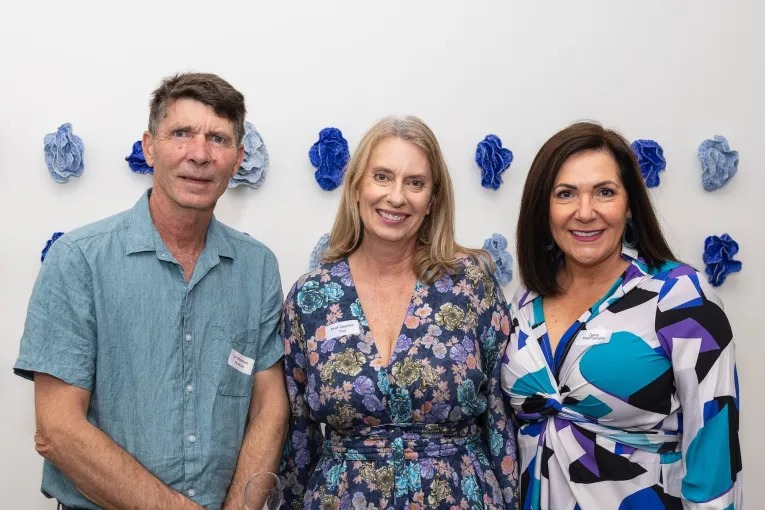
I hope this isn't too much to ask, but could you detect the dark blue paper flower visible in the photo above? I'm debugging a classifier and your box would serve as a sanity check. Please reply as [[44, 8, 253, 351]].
[[309, 233, 330, 270], [482, 233, 513, 285], [475, 135, 513, 190], [309, 127, 350, 191], [631, 139, 666, 188], [44, 123, 84, 183], [702, 233, 742, 287], [125, 141, 153, 174], [230, 121, 269, 189], [698, 135, 739, 191], [41, 232, 65, 262]]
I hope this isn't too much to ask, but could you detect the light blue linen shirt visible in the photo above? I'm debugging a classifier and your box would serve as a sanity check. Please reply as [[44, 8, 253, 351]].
[[15, 191, 284, 510]]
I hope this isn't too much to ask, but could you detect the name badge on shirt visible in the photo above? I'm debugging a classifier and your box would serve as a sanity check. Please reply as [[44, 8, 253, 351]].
[[325, 320, 362, 340], [228, 349, 255, 375], [575, 329, 612, 346]]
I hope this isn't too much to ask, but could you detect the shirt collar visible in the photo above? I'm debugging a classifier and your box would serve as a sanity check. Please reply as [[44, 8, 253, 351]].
[[517, 244, 651, 311], [124, 189, 234, 260]]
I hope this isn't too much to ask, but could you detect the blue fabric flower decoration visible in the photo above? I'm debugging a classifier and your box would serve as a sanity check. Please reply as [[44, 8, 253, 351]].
[[702, 233, 742, 287], [475, 135, 513, 190], [125, 141, 153, 174], [41, 232, 65, 262], [698, 135, 739, 191], [309, 233, 330, 270], [44, 123, 84, 183], [230, 121, 269, 189], [309, 127, 350, 191], [630, 139, 666, 188], [482, 233, 513, 285]]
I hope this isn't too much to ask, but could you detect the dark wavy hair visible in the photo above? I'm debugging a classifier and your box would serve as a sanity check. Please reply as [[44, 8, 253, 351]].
[[148, 72, 246, 144], [516, 121, 676, 296]]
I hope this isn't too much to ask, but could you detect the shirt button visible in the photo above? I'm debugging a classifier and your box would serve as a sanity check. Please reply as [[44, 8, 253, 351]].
[[188, 489, 196, 497], [186, 384, 193, 392], [188, 434, 196, 443], [185, 334, 192, 341]]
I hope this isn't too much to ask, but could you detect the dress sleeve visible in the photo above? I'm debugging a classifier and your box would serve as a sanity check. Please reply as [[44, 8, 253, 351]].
[[655, 267, 742, 509], [279, 282, 325, 509], [14, 237, 97, 390], [478, 272, 520, 509]]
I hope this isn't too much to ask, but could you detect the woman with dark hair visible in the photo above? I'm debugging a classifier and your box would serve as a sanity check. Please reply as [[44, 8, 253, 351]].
[[280, 116, 519, 509], [501, 122, 741, 509]]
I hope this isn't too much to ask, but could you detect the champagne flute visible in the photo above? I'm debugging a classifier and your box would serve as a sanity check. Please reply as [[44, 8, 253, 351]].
[[243, 471, 281, 510]]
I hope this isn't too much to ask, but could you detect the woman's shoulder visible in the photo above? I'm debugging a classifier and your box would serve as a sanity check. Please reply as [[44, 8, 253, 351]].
[[642, 260, 724, 308], [286, 258, 353, 300]]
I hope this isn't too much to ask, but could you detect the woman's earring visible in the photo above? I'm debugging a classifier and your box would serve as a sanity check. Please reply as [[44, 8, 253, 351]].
[[622, 218, 638, 249], [543, 239, 556, 252]]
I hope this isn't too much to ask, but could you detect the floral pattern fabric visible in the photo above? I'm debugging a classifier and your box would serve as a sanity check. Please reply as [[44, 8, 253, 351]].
[[280, 256, 519, 509]]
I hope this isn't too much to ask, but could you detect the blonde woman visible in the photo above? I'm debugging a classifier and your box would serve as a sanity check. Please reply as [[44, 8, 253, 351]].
[[280, 116, 519, 509]]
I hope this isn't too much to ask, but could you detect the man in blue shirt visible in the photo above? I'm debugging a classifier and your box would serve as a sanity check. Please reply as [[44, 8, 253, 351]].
[[14, 72, 288, 510]]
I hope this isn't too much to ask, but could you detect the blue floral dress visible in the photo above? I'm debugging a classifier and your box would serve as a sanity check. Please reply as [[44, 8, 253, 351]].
[[280, 256, 519, 509]]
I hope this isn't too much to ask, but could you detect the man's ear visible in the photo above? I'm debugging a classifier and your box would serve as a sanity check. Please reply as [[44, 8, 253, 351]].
[[232, 144, 244, 177], [142, 131, 155, 167]]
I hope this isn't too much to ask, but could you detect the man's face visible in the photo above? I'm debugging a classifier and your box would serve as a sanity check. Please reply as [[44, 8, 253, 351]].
[[143, 98, 243, 213]]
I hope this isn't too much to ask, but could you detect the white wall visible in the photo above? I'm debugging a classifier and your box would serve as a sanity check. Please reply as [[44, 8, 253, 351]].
[[1, 1, 762, 506]]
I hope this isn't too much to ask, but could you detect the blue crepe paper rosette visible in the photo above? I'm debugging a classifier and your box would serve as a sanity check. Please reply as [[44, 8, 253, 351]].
[[230, 121, 269, 189], [125, 141, 153, 174], [309, 127, 350, 191], [482, 233, 513, 285], [698, 135, 739, 191], [702, 233, 742, 287], [475, 135, 513, 190], [309, 233, 330, 270], [631, 139, 666, 188], [44, 123, 84, 183], [41, 232, 65, 262]]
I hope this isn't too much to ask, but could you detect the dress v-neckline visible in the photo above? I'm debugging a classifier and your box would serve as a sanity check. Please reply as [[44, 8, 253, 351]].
[[345, 257, 420, 368]]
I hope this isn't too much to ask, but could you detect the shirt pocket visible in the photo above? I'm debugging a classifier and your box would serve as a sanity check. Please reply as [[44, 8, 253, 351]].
[[213, 327, 259, 397]]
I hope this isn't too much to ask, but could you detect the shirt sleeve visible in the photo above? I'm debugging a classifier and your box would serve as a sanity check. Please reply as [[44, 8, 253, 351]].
[[14, 237, 97, 391], [279, 282, 325, 509], [655, 267, 742, 509], [254, 249, 285, 372], [477, 271, 520, 509]]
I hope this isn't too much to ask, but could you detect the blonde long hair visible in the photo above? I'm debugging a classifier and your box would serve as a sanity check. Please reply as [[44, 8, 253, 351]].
[[323, 115, 488, 284]]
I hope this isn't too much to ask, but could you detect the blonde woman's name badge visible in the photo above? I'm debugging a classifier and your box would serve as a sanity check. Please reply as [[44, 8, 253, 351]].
[[325, 320, 362, 340], [576, 329, 612, 346]]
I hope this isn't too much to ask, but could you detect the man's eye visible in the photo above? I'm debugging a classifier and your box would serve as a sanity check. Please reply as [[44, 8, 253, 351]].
[[172, 130, 187, 137], [211, 135, 226, 144]]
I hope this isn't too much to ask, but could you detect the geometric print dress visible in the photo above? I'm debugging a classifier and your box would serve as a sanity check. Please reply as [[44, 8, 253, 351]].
[[280, 256, 519, 509], [500, 247, 742, 509]]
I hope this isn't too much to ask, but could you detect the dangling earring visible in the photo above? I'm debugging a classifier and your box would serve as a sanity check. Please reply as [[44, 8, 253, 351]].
[[543, 239, 556, 252], [622, 218, 638, 249]]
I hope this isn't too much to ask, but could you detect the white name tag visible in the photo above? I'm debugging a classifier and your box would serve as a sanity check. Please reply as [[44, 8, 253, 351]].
[[228, 349, 255, 375], [325, 320, 361, 340], [576, 329, 612, 346]]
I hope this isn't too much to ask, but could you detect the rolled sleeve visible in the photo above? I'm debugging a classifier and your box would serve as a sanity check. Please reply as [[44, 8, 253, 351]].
[[14, 238, 96, 390]]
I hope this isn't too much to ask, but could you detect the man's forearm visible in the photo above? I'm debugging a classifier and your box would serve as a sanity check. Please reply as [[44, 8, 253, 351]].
[[36, 419, 202, 510], [222, 408, 288, 510]]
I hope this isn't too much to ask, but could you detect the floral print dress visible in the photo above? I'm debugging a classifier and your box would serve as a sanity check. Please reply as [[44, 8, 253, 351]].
[[280, 256, 519, 509]]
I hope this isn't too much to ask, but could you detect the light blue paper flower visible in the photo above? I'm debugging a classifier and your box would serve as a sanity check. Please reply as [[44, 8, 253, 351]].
[[230, 121, 269, 189], [703, 233, 742, 287], [309, 127, 350, 191], [125, 141, 153, 174], [698, 135, 739, 191], [630, 139, 666, 188], [44, 123, 84, 183], [482, 233, 513, 285], [475, 135, 513, 190], [41, 232, 64, 262], [309, 233, 330, 270]]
